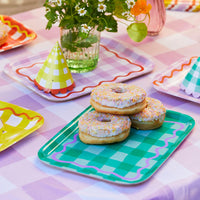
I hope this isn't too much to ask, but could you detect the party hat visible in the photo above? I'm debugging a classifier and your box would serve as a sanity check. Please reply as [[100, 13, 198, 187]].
[[34, 42, 75, 95], [180, 57, 200, 98]]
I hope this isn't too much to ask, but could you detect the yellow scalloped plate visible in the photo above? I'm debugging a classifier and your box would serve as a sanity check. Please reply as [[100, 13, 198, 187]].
[[0, 101, 44, 152]]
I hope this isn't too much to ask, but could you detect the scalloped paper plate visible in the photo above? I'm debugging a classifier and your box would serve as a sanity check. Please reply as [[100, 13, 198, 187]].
[[0, 101, 44, 152], [153, 56, 200, 104], [0, 15, 37, 52], [38, 106, 195, 185]]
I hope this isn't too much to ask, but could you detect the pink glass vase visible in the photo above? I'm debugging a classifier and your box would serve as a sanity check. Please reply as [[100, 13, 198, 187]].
[[137, 0, 166, 36]]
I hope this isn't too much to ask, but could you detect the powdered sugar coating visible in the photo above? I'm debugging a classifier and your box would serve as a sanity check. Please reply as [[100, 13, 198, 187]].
[[130, 97, 166, 121], [78, 110, 131, 137], [91, 83, 146, 108]]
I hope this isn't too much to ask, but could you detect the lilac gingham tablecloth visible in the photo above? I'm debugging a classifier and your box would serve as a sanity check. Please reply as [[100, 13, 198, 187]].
[[0, 7, 200, 200]]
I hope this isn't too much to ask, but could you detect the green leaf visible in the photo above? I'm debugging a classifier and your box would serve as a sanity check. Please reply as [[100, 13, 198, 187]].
[[61, 31, 78, 52], [46, 21, 53, 29], [97, 18, 106, 32], [113, 0, 127, 19], [76, 42, 92, 48], [105, 15, 118, 32], [45, 11, 56, 21], [61, 31, 99, 52], [127, 23, 147, 42], [76, 35, 98, 49], [84, 35, 98, 44], [59, 17, 75, 29], [106, 1, 115, 13]]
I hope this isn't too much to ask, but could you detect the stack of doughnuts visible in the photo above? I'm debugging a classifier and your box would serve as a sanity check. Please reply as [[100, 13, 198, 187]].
[[78, 83, 166, 144]]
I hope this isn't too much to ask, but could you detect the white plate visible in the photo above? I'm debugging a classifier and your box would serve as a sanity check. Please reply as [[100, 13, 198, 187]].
[[152, 56, 200, 104]]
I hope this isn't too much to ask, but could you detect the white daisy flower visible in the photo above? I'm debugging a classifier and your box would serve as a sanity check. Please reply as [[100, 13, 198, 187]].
[[49, 0, 61, 6], [46, 7, 50, 12], [105, 27, 112, 31], [75, 3, 80, 10], [78, 8, 87, 16], [122, 11, 130, 18], [126, 0, 135, 9], [81, 24, 92, 33], [97, 3, 107, 12], [57, 0, 61, 6], [98, 0, 104, 2]]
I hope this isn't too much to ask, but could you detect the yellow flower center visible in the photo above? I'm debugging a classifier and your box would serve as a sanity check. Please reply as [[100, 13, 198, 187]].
[[83, 25, 88, 29]]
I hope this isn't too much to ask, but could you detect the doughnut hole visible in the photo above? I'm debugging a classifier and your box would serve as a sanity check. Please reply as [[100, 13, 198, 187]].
[[111, 87, 127, 94], [97, 116, 111, 122]]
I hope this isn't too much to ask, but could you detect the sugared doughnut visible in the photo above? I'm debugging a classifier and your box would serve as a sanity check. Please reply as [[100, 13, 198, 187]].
[[90, 83, 147, 115], [129, 97, 166, 130], [0, 22, 8, 46], [78, 110, 131, 144]]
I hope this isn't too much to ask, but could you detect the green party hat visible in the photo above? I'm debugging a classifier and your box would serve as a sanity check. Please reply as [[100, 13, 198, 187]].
[[34, 42, 75, 94], [180, 57, 200, 98]]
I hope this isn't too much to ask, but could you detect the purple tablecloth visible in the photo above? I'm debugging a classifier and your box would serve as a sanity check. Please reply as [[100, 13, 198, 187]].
[[0, 7, 200, 200]]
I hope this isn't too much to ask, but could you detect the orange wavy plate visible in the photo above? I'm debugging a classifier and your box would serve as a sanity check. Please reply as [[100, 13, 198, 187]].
[[0, 15, 37, 52]]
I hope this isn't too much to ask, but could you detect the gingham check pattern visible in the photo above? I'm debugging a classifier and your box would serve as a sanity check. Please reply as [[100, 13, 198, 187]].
[[3, 37, 154, 101], [38, 106, 194, 185], [1, 8, 200, 200], [0, 101, 44, 151], [0, 15, 37, 52], [165, 0, 200, 11], [181, 57, 200, 94], [35, 42, 74, 90], [153, 57, 200, 104]]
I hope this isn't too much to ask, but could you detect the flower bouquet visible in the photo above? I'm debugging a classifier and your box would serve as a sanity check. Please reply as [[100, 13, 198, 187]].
[[44, 0, 151, 73]]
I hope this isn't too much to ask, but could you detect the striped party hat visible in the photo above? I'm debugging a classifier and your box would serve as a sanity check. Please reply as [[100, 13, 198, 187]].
[[180, 57, 200, 98], [34, 42, 75, 95]]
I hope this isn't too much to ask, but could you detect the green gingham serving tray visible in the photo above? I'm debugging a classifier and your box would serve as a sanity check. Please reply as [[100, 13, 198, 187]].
[[38, 106, 195, 185]]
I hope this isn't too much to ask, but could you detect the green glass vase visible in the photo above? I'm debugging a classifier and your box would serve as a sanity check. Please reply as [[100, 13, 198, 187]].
[[60, 27, 100, 73]]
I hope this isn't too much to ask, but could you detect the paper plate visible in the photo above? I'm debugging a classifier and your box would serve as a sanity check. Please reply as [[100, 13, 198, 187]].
[[153, 56, 200, 104], [38, 106, 195, 185], [0, 15, 37, 52], [4, 37, 154, 101], [0, 101, 44, 152]]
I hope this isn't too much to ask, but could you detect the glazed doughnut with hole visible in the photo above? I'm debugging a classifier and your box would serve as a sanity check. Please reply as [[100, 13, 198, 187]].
[[90, 83, 147, 115], [129, 97, 166, 130], [78, 110, 131, 144]]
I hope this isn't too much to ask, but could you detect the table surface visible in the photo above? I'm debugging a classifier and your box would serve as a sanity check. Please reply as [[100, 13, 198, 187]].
[[1, 7, 200, 200]]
